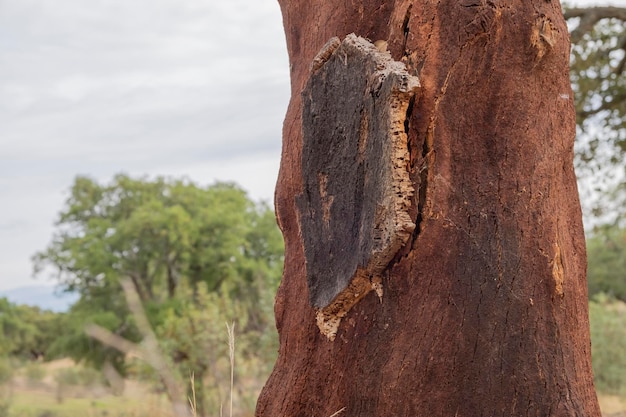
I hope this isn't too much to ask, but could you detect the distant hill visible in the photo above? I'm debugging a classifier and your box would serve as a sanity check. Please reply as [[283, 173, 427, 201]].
[[0, 285, 79, 312]]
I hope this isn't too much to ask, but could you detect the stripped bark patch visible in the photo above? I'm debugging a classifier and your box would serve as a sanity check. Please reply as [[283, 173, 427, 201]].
[[297, 34, 420, 339], [552, 240, 565, 298]]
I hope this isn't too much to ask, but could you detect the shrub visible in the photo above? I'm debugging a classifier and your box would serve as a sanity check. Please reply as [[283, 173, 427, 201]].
[[24, 362, 46, 383], [0, 357, 12, 384], [54, 366, 102, 387], [0, 357, 12, 417], [589, 294, 626, 395]]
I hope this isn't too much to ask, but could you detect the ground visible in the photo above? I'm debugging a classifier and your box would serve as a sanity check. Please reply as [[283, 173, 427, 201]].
[[4, 358, 624, 416]]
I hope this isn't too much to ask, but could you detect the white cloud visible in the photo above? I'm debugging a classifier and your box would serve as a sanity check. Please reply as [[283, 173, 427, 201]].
[[0, 0, 289, 291]]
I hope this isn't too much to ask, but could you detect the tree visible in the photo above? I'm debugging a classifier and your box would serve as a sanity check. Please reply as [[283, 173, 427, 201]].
[[566, 6, 626, 150], [34, 174, 282, 329], [565, 6, 626, 225], [34, 174, 284, 416], [0, 298, 64, 360], [0, 298, 37, 357], [587, 225, 626, 302], [588, 294, 626, 396], [257, 1, 601, 416]]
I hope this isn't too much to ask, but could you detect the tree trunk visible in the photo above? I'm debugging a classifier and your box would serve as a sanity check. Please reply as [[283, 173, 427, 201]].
[[258, 0, 601, 416]]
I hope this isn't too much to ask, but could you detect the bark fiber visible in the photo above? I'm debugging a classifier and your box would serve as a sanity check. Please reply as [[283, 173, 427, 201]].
[[258, 0, 601, 416]]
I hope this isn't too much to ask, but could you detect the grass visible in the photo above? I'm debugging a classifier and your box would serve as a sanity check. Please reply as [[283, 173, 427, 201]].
[[226, 322, 235, 417], [188, 373, 197, 417], [598, 393, 626, 416], [4, 363, 626, 417], [10, 390, 172, 417], [2, 324, 259, 417]]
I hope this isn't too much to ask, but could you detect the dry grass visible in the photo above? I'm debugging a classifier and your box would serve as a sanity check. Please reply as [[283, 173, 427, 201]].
[[188, 372, 197, 417], [8, 359, 625, 417], [599, 394, 626, 416], [226, 322, 235, 417], [328, 406, 346, 416], [7, 358, 257, 417]]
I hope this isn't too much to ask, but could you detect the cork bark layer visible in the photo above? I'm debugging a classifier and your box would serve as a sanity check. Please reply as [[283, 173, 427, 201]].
[[298, 34, 419, 340], [258, 0, 601, 416]]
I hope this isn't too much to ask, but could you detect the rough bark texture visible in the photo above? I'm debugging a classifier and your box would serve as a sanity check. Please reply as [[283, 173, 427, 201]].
[[258, 0, 601, 416], [298, 34, 419, 339]]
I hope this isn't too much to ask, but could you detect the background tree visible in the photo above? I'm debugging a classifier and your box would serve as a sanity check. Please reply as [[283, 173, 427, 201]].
[[0, 298, 37, 357], [257, 0, 601, 415], [588, 293, 626, 396], [33, 174, 284, 416], [587, 224, 626, 302], [565, 6, 626, 226], [0, 298, 64, 360]]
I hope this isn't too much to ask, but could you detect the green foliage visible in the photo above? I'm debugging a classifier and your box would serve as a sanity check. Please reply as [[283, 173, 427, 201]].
[[589, 294, 626, 395], [570, 18, 626, 165], [45, 299, 136, 374], [34, 175, 283, 302], [158, 283, 233, 413], [566, 8, 626, 225], [54, 367, 103, 388], [0, 295, 66, 362], [0, 402, 9, 417], [0, 298, 36, 357], [153, 281, 277, 414], [34, 175, 283, 305], [17, 306, 66, 360], [0, 356, 13, 417], [0, 298, 65, 359], [24, 362, 46, 383], [587, 225, 626, 302], [0, 357, 13, 385], [33, 174, 284, 412]]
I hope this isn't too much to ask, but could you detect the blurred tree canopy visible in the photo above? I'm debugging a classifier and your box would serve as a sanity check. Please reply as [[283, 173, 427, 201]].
[[565, 6, 626, 226], [587, 224, 626, 302], [0, 298, 36, 357], [32, 175, 284, 390], [589, 293, 626, 396], [0, 298, 64, 359]]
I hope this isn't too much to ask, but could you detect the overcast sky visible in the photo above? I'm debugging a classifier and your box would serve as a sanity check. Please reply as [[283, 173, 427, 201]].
[[1, 1, 624, 293], [0, 0, 289, 291]]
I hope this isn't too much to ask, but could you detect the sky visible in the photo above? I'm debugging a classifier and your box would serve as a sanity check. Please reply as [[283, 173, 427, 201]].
[[0, 0, 624, 293], [0, 0, 290, 291]]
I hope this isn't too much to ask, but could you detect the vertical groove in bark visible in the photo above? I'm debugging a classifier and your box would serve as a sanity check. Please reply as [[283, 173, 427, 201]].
[[259, 0, 601, 416]]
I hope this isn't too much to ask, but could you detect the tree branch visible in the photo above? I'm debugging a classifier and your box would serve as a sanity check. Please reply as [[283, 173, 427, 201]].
[[85, 278, 192, 417], [578, 92, 626, 119], [565, 7, 626, 44], [85, 324, 141, 357], [564, 7, 626, 21], [615, 33, 626, 75]]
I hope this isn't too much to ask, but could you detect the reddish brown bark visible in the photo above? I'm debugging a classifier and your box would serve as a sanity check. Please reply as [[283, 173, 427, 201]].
[[258, 0, 601, 416]]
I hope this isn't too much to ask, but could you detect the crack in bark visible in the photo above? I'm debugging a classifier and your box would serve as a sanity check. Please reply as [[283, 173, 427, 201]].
[[411, 2, 503, 249], [414, 111, 430, 239], [401, 4, 413, 58]]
